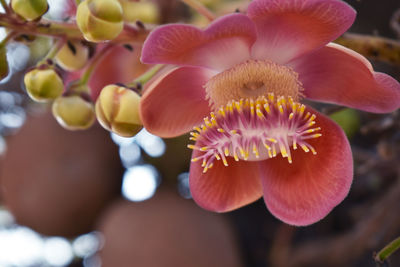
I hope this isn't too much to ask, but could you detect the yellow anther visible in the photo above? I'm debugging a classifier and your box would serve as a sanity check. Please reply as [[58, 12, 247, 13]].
[[289, 112, 294, 120], [279, 105, 284, 114], [308, 121, 316, 127], [218, 108, 226, 117], [233, 151, 239, 161], [214, 153, 220, 160], [257, 109, 265, 118], [305, 127, 321, 133], [312, 133, 322, 138], [230, 130, 238, 135], [194, 126, 202, 132], [200, 147, 208, 151], [293, 140, 297, 150], [224, 148, 229, 156], [239, 147, 246, 157], [309, 114, 316, 121], [310, 146, 317, 155], [204, 118, 213, 127], [267, 138, 277, 143], [304, 112, 311, 120], [217, 128, 225, 133], [264, 103, 271, 114], [263, 142, 271, 150], [301, 144, 310, 152], [187, 144, 196, 149], [299, 104, 306, 116], [287, 155, 293, 164], [292, 103, 298, 113], [253, 144, 259, 158], [189, 137, 197, 141], [202, 159, 206, 167], [280, 145, 288, 158], [288, 97, 294, 107], [268, 93, 274, 102], [235, 101, 242, 111], [191, 157, 200, 162], [203, 166, 208, 173], [222, 157, 228, 166]]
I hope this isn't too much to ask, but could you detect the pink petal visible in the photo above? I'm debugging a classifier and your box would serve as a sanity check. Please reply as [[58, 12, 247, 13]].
[[290, 43, 400, 113], [141, 14, 257, 71], [140, 67, 215, 138], [247, 0, 356, 63], [259, 110, 353, 226], [189, 149, 263, 212]]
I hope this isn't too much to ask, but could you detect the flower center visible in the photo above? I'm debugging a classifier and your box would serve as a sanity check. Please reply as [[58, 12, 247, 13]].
[[205, 59, 304, 110], [188, 94, 322, 173]]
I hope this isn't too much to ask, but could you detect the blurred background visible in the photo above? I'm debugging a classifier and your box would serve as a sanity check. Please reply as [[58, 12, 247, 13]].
[[0, 0, 399, 266]]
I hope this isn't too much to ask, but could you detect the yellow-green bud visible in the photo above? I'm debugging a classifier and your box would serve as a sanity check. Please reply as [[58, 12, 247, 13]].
[[118, 0, 160, 23], [0, 46, 9, 80], [95, 84, 142, 137], [55, 41, 90, 71], [11, 0, 49, 21], [76, 0, 124, 43], [52, 95, 95, 130], [24, 68, 64, 102]]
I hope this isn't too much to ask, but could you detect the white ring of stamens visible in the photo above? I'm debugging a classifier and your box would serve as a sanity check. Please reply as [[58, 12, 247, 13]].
[[188, 94, 322, 173]]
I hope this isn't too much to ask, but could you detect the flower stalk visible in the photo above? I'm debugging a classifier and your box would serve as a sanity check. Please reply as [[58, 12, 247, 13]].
[[375, 236, 400, 265], [127, 64, 164, 89], [0, 13, 151, 43], [38, 37, 66, 65], [75, 44, 115, 91], [0, 0, 10, 14]]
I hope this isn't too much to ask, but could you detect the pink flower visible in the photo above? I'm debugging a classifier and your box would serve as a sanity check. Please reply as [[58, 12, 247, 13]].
[[139, 0, 400, 225]]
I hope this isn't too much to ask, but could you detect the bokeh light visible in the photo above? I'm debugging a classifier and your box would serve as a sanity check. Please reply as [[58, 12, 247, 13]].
[[134, 129, 166, 157], [122, 165, 159, 202], [73, 232, 102, 258], [177, 172, 192, 199], [0, 226, 44, 266], [43, 237, 74, 266], [119, 142, 141, 168], [111, 132, 135, 147]]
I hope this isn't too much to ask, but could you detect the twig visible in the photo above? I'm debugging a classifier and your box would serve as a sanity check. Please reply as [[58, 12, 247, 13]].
[[334, 33, 400, 66]]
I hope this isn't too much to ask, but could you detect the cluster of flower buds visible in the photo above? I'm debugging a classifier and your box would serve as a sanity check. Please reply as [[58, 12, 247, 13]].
[[0, 0, 154, 137]]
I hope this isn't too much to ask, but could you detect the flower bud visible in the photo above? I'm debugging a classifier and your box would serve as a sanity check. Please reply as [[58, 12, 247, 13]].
[[24, 68, 63, 102], [11, 0, 49, 21], [0, 46, 9, 81], [52, 94, 95, 130], [95, 84, 142, 137], [118, 0, 159, 23], [55, 41, 90, 71], [76, 0, 124, 42]]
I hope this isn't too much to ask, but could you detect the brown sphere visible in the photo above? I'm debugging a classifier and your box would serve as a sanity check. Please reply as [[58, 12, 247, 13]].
[[0, 111, 123, 237], [97, 190, 244, 267]]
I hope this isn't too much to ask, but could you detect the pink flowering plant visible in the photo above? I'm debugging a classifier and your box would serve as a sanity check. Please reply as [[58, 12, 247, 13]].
[[140, 0, 400, 226]]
